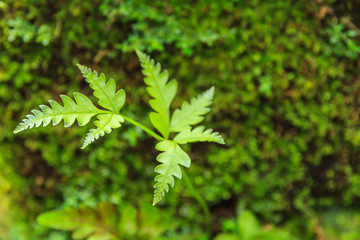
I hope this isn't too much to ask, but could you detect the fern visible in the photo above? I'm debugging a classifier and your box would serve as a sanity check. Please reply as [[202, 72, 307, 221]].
[[13, 93, 103, 134], [136, 49, 177, 139], [153, 140, 191, 205], [77, 64, 126, 113], [14, 66, 126, 148], [170, 87, 214, 132], [82, 114, 124, 149], [14, 50, 224, 206], [174, 126, 225, 145]]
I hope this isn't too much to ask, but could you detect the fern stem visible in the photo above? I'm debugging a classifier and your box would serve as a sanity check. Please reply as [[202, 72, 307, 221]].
[[119, 114, 165, 142], [181, 167, 211, 222]]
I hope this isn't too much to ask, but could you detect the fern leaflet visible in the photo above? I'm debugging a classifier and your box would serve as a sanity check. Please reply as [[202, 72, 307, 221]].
[[136, 50, 177, 139], [77, 64, 126, 113], [153, 140, 191, 205], [170, 87, 214, 132], [82, 114, 124, 149], [174, 126, 225, 144], [13, 93, 103, 134]]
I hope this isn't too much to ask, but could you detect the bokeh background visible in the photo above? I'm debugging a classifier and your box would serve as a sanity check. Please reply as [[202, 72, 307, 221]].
[[1, 0, 360, 239]]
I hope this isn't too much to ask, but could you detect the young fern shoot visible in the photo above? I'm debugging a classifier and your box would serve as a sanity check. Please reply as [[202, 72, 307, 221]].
[[14, 50, 224, 206]]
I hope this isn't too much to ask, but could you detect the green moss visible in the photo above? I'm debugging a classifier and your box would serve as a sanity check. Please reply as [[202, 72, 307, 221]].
[[1, 0, 360, 239]]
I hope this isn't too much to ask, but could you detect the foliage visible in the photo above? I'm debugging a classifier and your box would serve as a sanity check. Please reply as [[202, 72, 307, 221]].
[[136, 49, 177, 138], [322, 23, 360, 59], [170, 87, 214, 133], [77, 64, 126, 113], [215, 210, 298, 240], [37, 202, 119, 240], [14, 51, 224, 206], [13, 93, 106, 133], [319, 209, 360, 239], [37, 202, 174, 240], [153, 140, 191, 205], [173, 126, 224, 145], [14, 66, 127, 149], [1, 0, 360, 239]]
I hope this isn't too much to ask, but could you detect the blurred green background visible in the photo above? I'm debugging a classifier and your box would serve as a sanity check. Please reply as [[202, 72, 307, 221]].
[[1, 0, 360, 239]]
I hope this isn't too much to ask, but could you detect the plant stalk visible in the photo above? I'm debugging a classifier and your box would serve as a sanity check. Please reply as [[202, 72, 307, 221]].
[[119, 113, 165, 142], [181, 167, 211, 222]]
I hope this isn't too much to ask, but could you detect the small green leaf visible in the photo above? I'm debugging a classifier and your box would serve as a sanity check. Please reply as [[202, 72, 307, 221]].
[[14, 93, 101, 134], [174, 126, 225, 145], [77, 64, 126, 113], [82, 114, 124, 149], [72, 226, 95, 239], [237, 210, 260, 239], [153, 140, 191, 205], [87, 232, 114, 240], [37, 207, 79, 231], [170, 87, 214, 132], [136, 50, 177, 138], [98, 202, 118, 230], [37, 203, 119, 240]]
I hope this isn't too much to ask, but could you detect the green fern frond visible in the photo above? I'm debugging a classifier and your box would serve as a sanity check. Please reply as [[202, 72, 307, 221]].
[[13, 93, 102, 134], [37, 202, 119, 240], [77, 64, 126, 113], [136, 49, 177, 139], [153, 140, 190, 205], [174, 126, 225, 145], [82, 114, 124, 149], [14, 53, 225, 209], [170, 87, 214, 132]]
